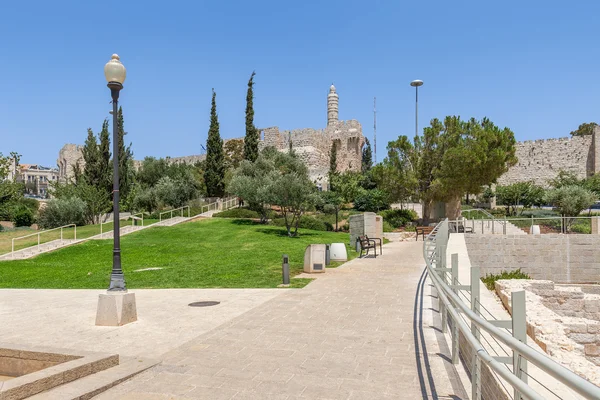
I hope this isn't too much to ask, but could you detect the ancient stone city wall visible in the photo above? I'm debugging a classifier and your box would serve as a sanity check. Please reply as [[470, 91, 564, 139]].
[[498, 130, 599, 187]]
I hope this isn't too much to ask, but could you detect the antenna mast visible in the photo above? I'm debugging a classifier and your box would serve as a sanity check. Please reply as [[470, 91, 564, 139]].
[[373, 97, 377, 164]]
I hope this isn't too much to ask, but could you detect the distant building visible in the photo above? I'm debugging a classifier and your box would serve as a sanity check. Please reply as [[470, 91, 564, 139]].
[[17, 164, 59, 197]]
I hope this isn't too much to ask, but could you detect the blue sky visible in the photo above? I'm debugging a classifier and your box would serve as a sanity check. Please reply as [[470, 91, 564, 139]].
[[1, 0, 599, 166]]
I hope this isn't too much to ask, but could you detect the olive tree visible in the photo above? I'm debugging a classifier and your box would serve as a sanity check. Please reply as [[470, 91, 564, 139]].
[[545, 185, 595, 232]]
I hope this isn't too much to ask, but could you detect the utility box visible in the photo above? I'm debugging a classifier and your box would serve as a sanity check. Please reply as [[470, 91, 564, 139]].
[[349, 212, 383, 247], [304, 244, 326, 273]]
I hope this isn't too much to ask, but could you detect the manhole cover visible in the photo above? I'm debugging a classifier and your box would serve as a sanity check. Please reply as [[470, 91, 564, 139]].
[[188, 301, 220, 307]]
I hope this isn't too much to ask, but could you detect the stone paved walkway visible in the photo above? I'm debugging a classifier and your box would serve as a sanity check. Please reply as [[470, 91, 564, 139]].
[[95, 241, 467, 399]]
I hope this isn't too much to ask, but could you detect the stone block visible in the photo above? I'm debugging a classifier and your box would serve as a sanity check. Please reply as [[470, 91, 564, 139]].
[[584, 344, 599, 356], [95, 292, 137, 326]]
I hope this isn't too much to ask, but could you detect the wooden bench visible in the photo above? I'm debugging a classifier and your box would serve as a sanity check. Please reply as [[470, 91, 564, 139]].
[[357, 235, 378, 258], [415, 226, 435, 241]]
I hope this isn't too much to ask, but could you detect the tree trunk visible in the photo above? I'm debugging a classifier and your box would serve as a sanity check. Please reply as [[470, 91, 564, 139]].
[[445, 195, 462, 220], [422, 200, 432, 224]]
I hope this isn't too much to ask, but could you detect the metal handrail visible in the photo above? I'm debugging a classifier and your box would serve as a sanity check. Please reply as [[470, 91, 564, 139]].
[[100, 214, 134, 236], [424, 219, 600, 399], [11, 224, 77, 259], [462, 208, 496, 219], [159, 206, 190, 222], [131, 212, 144, 227]]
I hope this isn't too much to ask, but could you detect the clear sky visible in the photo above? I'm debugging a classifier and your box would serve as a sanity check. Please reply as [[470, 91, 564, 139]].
[[1, 0, 599, 167]]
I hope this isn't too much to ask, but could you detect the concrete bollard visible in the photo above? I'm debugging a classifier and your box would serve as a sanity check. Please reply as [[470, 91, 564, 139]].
[[282, 254, 290, 285]]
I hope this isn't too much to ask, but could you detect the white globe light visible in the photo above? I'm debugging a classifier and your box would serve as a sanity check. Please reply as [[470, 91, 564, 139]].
[[104, 54, 126, 84]]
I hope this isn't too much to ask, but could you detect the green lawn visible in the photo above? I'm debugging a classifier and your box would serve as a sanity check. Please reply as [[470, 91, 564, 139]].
[[0, 219, 357, 289]]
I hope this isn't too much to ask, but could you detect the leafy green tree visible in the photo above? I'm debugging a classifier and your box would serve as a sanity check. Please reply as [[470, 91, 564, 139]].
[[77, 182, 112, 224], [155, 176, 196, 208], [116, 106, 134, 205], [82, 128, 101, 187], [496, 182, 545, 216], [387, 117, 516, 220], [243, 71, 259, 162], [549, 170, 580, 188], [98, 119, 112, 197], [545, 185, 595, 231], [136, 157, 169, 188], [353, 189, 390, 212], [569, 122, 598, 137], [204, 89, 226, 197], [329, 142, 338, 189], [319, 191, 344, 231], [266, 152, 318, 237], [373, 135, 418, 207], [330, 171, 364, 204], [582, 173, 600, 197], [229, 156, 276, 223], [362, 138, 373, 173]]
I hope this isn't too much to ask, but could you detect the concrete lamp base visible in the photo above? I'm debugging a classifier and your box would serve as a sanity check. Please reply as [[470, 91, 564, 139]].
[[95, 292, 137, 326]]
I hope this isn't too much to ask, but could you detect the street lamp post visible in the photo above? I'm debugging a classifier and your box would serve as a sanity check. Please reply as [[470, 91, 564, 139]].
[[410, 80, 423, 138], [104, 54, 127, 291]]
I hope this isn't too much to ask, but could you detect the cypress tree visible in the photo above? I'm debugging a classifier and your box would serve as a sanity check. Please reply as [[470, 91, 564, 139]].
[[98, 119, 112, 199], [82, 128, 100, 186], [204, 89, 225, 197], [116, 106, 134, 203], [329, 142, 337, 177], [243, 71, 259, 162], [362, 138, 373, 173]]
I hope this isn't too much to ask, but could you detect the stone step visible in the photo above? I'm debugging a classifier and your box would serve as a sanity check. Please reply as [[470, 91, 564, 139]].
[[27, 357, 158, 400]]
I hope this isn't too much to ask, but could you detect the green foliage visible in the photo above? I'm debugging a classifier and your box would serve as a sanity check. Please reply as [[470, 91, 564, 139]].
[[38, 198, 86, 229], [549, 170, 580, 188], [569, 122, 598, 137], [353, 189, 390, 212], [204, 89, 226, 197], [482, 269, 531, 291], [12, 207, 34, 227], [495, 182, 545, 216], [361, 138, 373, 173], [545, 185, 596, 219], [329, 141, 338, 183], [136, 157, 169, 188], [223, 139, 244, 170], [243, 71, 259, 162], [271, 215, 331, 231], [382, 221, 395, 232], [116, 106, 135, 206], [329, 172, 365, 203], [0, 153, 13, 180], [385, 117, 516, 220], [318, 191, 344, 230], [213, 207, 260, 219], [378, 209, 417, 228], [155, 176, 196, 209], [132, 186, 158, 213], [371, 143, 416, 205], [229, 157, 274, 223]]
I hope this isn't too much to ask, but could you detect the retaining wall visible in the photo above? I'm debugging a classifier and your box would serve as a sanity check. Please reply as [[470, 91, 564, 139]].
[[464, 234, 600, 284]]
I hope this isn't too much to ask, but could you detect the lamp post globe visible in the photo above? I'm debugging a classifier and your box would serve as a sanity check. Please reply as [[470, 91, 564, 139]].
[[105, 54, 127, 292], [410, 79, 423, 138]]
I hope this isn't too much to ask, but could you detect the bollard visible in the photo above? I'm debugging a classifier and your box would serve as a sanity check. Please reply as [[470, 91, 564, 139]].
[[282, 254, 290, 285]]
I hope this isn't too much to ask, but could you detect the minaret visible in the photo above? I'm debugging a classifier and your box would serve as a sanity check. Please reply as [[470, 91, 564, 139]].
[[327, 84, 339, 126]]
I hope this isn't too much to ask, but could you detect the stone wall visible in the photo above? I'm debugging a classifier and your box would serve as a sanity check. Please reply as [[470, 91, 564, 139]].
[[259, 119, 363, 185], [464, 234, 600, 284], [497, 127, 600, 187], [57, 144, 84, 182]]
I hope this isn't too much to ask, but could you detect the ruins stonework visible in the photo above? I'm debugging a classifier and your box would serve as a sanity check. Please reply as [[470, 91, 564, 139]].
[[58, 84, 363, 187], [497, 127, 600, 187], [259, 85, 363, 185]]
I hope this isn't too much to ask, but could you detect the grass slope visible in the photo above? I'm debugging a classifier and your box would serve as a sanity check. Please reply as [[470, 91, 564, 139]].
[[0, 219, 356, 289]]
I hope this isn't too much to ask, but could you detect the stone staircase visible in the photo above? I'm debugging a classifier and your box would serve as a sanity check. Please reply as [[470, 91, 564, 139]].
[[154, 216, 192, 227], [90, 225, 145, 240], [466, 219, 526, 235], [0, 239, 83, 260]]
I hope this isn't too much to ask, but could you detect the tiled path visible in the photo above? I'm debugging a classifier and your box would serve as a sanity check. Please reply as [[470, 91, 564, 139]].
[[95, 241, 468, 399]]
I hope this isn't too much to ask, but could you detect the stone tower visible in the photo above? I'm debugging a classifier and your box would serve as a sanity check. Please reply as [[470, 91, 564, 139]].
[[327, 84, 339, 126]]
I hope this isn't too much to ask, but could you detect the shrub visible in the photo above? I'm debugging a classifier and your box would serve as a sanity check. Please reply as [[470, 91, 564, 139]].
[[0, 224, 3, 232], [37, 197, 86, 229], [12, 208, 34, 227], [490, 209, 507, 218], [482, 269, 531, 291], [353, 189, 391, 212], [383, 221, 395, 232], [378, 209, 417, 228], [213, 208, 260, 219], [270, 215, 330, 231]]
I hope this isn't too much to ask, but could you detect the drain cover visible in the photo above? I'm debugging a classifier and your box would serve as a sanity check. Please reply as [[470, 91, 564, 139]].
[[188, 301, 220, 307]]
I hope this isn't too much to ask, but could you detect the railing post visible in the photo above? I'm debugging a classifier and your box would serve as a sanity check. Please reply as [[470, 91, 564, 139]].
[[512, 290, 528, 400], [504, 219, 507, 235], [470, 266, 481, 399], [12, 239, 15, 259], [61, 227, 63, 241], [492, 217, 495, 234], [451, 253, 459, 364], [74, 225, 77, 241], [38, 233, 40, 252]]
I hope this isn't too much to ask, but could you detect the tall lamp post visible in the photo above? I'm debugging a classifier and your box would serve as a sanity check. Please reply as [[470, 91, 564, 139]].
[[410, 80, 423, 138], [96, 54, 136, 326], [104, 54, 127, 291]]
